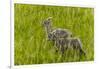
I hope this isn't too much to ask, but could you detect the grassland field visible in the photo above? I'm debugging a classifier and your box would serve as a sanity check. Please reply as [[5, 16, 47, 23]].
[[14, 4, 94, 65]]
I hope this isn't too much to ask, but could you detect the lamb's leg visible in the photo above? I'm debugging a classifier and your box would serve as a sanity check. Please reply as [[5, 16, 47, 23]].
[[60, 45, 65, 54], [76, 39, 86, 56], [55, 38, 61, 50], [70, 38, 86, 58], [79, 48, 86, 56], [54, 40, 60, 52], [60, 45, 66, 62], [75, 38, 86, 56]]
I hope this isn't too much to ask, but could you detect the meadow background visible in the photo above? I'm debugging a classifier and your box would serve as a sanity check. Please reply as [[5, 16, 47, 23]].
[[14, 4, 94, 65]]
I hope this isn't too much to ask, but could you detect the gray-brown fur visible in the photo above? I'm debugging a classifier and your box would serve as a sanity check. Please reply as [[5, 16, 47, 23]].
[[48, 29, 72, 41], [54, 37, 86, 55], [43, 17, 85, 56], [43, 17, 53, 36], [43, 17, 72, 41]]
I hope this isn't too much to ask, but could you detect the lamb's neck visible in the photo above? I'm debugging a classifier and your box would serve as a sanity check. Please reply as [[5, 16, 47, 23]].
[[45, 25, 52, 35]]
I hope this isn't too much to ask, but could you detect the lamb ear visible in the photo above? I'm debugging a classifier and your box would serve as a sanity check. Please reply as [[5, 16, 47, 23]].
[[48, 17, 52, 19], [47, 17, 53, 21]]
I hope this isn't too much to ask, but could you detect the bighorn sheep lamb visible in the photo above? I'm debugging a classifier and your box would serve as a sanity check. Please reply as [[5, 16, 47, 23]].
[[43, 17, 72, 41]]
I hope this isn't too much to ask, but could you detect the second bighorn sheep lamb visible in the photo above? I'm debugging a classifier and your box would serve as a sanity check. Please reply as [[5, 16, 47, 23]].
[[55, 37, 86, 55]]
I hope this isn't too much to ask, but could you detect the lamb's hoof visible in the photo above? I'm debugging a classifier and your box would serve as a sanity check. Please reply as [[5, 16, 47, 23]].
[[55, 50, 58, 52]]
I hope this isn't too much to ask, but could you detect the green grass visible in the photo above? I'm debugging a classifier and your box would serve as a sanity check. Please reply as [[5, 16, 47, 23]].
[[14, 4, 94, 65]]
